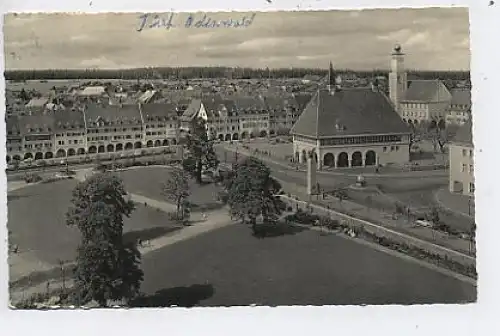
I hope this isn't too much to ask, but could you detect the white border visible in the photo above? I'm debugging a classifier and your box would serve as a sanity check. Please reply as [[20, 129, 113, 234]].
[[1, 1, 498, 335]]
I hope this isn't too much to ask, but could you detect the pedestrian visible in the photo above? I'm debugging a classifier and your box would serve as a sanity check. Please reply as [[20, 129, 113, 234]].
[[202, 213, 207, 221]]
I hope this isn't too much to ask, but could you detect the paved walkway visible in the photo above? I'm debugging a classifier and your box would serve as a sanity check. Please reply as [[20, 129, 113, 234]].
[[9, 206, 234, 304], [9, 167, 235, 303], [434, 188, 475, 219]]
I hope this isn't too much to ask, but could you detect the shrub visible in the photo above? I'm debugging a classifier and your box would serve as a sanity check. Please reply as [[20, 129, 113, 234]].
[[292, 210, 320, 224], [24, 174, 42, 184]]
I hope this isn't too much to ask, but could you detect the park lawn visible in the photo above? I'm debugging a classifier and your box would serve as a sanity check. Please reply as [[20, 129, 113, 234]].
[[136, 223, 476, 307], [7, 178, 181, 268], [117, 166, 224, 212]]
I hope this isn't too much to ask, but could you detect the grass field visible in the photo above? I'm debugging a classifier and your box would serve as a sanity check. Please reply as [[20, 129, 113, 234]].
[[8, 179, 181, 268], [117, 166, 223, 212], [136, 223, 476, 307]]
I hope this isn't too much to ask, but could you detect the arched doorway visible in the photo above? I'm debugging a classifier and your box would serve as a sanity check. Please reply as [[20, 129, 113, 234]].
[[270, 129, 276, 136], [249, 132, 255, 139], [241, 131, 248, 139], [115, 144, 123, 151], [125, 143, 133, 150], [162, 139, 169, 146], [56, 149, 66, 158], [107, 144, 114, 152], [67, 148, 76, 156], [77, 148, 86, 155], [337, 152, 349, 168], [429, 120, 437, 129], [88, 146, 97, 154], [414, 120, 419, 125], [171, 139, 177, 145], [146, 140, 153, 148], [35, 152, 44, 160], [24, 153, 33, 160], [351, 151, 363, 167], [134, 142, 142, 149], [98, 145, 105, 153], [365, 150, 376, 166], [218, 134, 224, 141], [323, 153, 335, 167], [294, 151, 300, 162], [232, 133, 239, 140], [225, 134, 231, 141], [301, 149, 307, 163], [13, 155, 21, 161], [154, 140, 161, 147], [260, 130, 267, 138], [45, 152, 53, 159], [403, 118, 406, 123]]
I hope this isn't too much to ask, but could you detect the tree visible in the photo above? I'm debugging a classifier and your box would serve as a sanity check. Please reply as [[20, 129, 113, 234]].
[[427, 206, 441, 226], [227, 157, 285, 235], [66, 173, 143, 307], [162, 168, 190, 220], [182, 118, 219, 184]]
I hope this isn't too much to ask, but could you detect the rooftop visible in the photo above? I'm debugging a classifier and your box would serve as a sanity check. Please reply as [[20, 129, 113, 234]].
[[291, 88, 410, 138], [403, 80, 451, 102]]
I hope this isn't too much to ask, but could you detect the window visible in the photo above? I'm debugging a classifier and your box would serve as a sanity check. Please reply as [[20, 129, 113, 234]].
[[469, 149, 473, 157], [462, 149, 467, 157], [469, 183, 475, 193], [462, 163, 466, 172], [469, 164, 474, 174]]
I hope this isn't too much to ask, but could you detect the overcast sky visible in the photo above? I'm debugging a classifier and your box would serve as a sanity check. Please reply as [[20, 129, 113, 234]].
[[3, 8, 470, 71]]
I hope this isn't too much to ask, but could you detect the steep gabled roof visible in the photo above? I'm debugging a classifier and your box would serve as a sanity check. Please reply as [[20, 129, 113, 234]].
[[291, 88, 410, 138], [403, 80, 451, 102], [181, 99, 202, 121]]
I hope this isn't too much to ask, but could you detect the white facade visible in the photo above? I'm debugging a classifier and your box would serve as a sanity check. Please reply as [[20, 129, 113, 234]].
[[388, 47, 408, 114]]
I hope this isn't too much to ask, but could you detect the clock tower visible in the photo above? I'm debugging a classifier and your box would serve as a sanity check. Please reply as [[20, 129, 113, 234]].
[[388, 44, 407, 115]]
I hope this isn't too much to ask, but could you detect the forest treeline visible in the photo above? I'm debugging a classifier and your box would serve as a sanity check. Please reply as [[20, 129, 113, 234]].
[[4, 67, 470, 81]]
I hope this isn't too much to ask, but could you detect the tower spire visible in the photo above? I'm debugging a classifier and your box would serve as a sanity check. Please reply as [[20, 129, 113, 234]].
[[328, 61, 335, 89]]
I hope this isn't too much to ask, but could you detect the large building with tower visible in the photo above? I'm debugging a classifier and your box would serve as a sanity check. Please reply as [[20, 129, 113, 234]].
[[449, 120, 474, 196], [291, 62, 411, 170], [388, 44, 471, 127]]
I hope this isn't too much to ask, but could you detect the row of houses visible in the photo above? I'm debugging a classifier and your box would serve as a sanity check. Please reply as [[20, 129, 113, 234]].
[[6, 93, 311, 164]]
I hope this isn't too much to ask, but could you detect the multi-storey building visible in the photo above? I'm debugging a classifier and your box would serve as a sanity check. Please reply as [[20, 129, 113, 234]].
[[446, 89, 472, 125], [182, 95, 270, 141], [263, 94, 301, 135], [53, 108, 87, 158], [84, 104, 145, 154], [388, 44, 470, 127], [6, 116, 24, 163], [291, 66, 411, 169], [18, 113, 55, 160], [449, 120, 474, 196], [139, 103, 179, 147]]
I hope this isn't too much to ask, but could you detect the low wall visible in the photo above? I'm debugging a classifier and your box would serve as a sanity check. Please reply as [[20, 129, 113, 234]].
[[278, 195, 475, 268]]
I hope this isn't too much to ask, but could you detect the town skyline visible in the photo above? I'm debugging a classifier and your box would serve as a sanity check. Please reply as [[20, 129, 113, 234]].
[[4, 8, 470, 71]]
